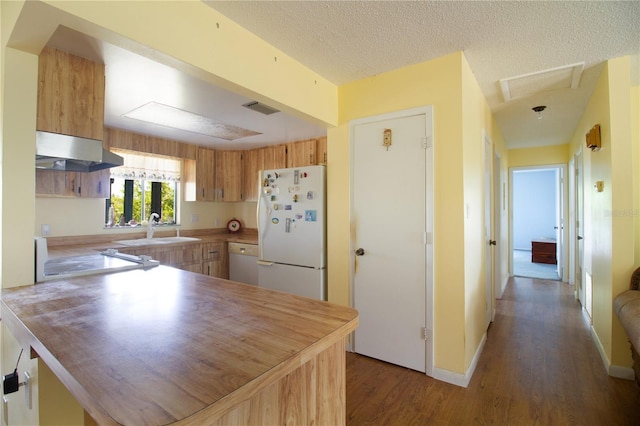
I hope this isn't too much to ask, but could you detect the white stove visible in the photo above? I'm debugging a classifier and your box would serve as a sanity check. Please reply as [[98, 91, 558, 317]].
[[35, 237, 159, 282]]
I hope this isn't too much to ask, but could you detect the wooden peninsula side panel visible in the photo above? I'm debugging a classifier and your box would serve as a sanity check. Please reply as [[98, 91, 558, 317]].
[[1, 266, 358, 425]]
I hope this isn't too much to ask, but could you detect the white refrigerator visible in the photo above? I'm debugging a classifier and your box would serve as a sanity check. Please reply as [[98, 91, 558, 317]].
[[257, 165, 326, 300]]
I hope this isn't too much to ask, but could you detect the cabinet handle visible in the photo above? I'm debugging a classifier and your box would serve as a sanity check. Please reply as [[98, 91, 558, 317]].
[[324, 152, 327, 163], [310, 154, 313, 164], [201, 188, 204, 198], [209, 251, 218, 255]]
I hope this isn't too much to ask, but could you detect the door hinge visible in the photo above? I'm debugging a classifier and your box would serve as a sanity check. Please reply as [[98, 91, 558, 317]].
[[421, 327, 431, 341], [422, 136, 430, 149], [424, 232, 432, 245]]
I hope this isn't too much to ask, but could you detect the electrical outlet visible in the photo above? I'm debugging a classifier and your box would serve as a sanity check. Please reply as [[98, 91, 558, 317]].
[[215, 218, 220, 227], [191, 214, 199, 223], [41, 224, 51, 236]]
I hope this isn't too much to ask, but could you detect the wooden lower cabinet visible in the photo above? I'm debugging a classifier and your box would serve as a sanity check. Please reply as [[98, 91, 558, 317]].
[[209, 340, 346, 425], [202, 241, 228, 279], [120, 241, 228, 278]]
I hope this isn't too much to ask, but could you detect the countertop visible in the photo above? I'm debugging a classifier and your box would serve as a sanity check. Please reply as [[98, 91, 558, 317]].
[[45, 229, 258, 258], [1, 266, 358, 425]]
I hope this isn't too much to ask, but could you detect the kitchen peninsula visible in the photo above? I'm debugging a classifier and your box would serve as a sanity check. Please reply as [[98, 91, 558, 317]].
[[1, 266, 358, 425]]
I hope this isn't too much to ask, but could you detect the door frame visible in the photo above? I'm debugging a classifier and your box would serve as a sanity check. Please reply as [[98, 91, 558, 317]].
[[348, 105, 435, 376], [509, 164, 569, 281]]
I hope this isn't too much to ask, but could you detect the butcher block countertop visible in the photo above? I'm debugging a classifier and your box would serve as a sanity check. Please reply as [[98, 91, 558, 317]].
[[1, 266, 358, 425]]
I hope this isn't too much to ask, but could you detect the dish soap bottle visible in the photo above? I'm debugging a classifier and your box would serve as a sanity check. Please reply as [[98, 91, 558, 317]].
[[108, 205, 115, 227]]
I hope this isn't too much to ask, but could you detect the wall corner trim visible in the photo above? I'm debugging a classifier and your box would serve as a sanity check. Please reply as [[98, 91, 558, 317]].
[[431, 333, 487, 388]]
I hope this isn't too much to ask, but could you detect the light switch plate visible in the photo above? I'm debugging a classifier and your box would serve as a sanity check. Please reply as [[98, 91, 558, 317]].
[[23, 371, 31, 409], [41, 224, 51, 236]]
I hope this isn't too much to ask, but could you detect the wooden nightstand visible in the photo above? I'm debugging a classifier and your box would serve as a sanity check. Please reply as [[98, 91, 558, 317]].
[[531, 239, 557, 264]]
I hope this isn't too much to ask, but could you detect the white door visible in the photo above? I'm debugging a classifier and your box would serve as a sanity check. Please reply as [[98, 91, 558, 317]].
[[555, 168, 564, 279], [352, 109, 431, 373], [484, 135, 493, 327], [575, 151, 585, 306], [493, 151, 503, 299]]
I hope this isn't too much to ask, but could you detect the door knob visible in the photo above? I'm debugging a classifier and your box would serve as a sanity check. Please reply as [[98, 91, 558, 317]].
[[577, 236, 584, 240], [355, 248, 365, 256], [489, 240, 497, 246]]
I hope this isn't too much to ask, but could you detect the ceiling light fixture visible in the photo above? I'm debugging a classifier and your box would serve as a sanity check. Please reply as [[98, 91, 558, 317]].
[[123, 102, 262, 141], [532, 105, 546, 120]]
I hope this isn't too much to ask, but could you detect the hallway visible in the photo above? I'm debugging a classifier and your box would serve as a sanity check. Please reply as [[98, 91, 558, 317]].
[[346, 276, 640, 425]]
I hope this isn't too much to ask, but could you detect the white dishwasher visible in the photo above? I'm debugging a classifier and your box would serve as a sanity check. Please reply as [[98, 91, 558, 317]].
[[228, 242, 259, 286]]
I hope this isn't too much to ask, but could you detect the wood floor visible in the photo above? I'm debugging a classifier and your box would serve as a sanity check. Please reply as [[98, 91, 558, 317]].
[[346, 276, 640, 425]]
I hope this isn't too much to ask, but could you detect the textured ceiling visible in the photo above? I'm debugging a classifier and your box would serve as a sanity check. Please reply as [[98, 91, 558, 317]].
[[208, 0, 640, 149]]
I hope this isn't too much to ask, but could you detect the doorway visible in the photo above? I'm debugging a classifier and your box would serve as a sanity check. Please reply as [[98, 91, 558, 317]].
[[350, 106, 434, 375], [511, 166, 566, 281]]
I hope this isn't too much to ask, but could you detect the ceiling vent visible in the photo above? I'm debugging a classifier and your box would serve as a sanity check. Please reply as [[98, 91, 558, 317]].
[[242, 101, 280, 115], [499, 62, 584, 102]]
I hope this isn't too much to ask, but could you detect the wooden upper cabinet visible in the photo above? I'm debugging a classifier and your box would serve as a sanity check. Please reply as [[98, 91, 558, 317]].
[[36, 47, 109, 198], [316, 137, 327, 165], [215, 151, 243, 202], [37, 46, 105, 140], [286, 139, 317, 168], [35, 170, 78, 197], [79, 170, 111, 198], [196, 148, 216, 202], [261, 144, 287, 170], [242, 149, 263, 202]]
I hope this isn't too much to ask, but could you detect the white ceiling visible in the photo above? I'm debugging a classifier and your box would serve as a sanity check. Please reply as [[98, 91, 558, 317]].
[[49, 1, 639, 150], [207, 0, 640, 149]]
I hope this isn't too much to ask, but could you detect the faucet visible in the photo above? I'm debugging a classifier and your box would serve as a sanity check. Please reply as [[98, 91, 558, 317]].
[[147, 213, 160, 239]]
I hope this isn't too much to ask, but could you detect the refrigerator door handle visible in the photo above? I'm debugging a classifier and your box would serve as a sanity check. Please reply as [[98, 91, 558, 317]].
[[257, 260, 274, 266]]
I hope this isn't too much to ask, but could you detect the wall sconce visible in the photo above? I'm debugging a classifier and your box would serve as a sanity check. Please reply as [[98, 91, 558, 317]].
[[586, 124, 601, 151], [532, 105, 546, 120]]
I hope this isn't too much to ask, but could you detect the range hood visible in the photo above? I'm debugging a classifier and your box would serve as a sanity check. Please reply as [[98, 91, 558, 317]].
[[35, 131, 123, 172]]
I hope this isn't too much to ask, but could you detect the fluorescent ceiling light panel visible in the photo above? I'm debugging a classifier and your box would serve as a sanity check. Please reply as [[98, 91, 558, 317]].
[[123, 102, 262, 140], [499, 62, 584, 102]]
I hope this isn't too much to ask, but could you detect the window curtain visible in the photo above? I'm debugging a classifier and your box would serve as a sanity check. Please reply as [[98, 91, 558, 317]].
[[110, 149, 181, 182]]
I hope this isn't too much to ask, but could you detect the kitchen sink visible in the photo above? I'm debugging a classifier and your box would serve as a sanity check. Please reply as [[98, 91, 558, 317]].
[[114, 236, 201, 246]]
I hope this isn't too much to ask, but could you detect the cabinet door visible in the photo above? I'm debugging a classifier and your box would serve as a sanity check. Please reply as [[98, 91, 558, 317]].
[[261, 144, 287, 170], [215, 151, 243, 202], [316, 136, 327, 165], [196, 148, 215, 201], [287, 139, 317, 168], [36, 170, 79, 197], [37, 46, 105, 140], [203, 261, 223, 278], [242, 149, 262, 202], [79, 170, 110, 198]]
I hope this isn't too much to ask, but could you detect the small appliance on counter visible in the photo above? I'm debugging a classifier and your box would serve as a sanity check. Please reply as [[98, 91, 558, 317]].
[[35, 237, 159, 282]]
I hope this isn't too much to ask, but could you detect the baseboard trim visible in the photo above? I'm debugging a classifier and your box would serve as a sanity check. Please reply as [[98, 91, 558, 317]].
[[498, 276, 509, 298], [610, 364, 635, 380], [432, 333, 486, 388], [590, 324, 611, 374]]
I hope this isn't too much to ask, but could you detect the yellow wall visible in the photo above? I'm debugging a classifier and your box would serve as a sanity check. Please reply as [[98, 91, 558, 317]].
[[568, 57, 634, 371], [333, 51, 500, 375], [335, 52, 466, 373], [34, 197, 253, 237], [632, 84, 640, 267], [461, 55, 490, 366], [508, 144, 571, 168]]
